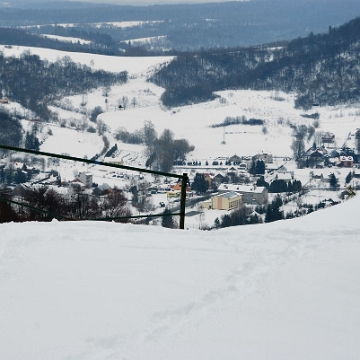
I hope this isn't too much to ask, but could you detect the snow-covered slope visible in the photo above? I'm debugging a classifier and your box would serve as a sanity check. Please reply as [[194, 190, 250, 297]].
[[0, 195, 359, 360], [1, 44, 359, 161], [0, 45, 173, 74]]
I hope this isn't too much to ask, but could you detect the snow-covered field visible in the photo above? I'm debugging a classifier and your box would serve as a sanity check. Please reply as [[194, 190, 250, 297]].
[[2, 44, 359, 161], [40, 34, 93, 44], [0, 45, 173, 74], [0, 192, 359, 360]]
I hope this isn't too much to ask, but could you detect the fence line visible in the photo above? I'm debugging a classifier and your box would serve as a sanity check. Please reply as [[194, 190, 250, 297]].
[[0, 144, 188, 229]]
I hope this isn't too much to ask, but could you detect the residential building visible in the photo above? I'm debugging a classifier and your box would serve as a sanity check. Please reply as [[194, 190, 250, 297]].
[[173, 182, 192, 193], [256, 152, 273, 164], [338, 156, 354, 168], [229, 154, 242, 164], [78, 172, 93, 188], [217, 184, 268, 205], [305, 147, 325, 168], [211, 191, 243, 211], [226, 166, 238, 176], [212, 173, 226, 186], [321, 132, 335, 144]]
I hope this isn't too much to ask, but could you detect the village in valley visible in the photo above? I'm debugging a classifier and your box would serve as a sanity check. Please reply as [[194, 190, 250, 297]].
[[1, 87, 360, 229], [1, 42, 360, 229]]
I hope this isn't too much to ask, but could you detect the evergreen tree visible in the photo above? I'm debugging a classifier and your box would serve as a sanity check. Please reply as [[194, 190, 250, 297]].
[[0, 167, 5, 183], [161, 208, 176, 229], [0, 189, 19, 223], [269, 179, 288, 193], [191, 173, 209, 194], [255, 160, 265, 175], [14, 169, 27, 184], [24, 129, 40, 151], [329, 173, 338, 190], [256, 176, 269, 189], [265, 195, 284, 223], [345, 171, 353, 184], [220, 214, 232, 228], [214, 217, 221, 229], [0, 111, 22, 147]]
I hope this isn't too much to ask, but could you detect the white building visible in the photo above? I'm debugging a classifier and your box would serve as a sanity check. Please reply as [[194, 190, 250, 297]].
[[217, 184, 268, 205], [78, 172, 93, 188]]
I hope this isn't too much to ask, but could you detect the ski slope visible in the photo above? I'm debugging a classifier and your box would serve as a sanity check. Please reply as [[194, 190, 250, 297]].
[[0, 195, 359, 360]]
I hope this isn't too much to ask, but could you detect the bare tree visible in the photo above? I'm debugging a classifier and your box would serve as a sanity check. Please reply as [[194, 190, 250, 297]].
[[103, 187, 131, 221]]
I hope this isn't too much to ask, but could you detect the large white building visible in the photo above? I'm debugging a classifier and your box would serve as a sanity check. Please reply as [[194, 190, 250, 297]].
[[211, 191, 243, 211], [217, 184, 268, 205]]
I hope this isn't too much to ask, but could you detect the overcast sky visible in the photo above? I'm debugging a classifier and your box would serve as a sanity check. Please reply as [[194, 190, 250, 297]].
[[72, 0, 249, 3], [9, 0, 250, 6]]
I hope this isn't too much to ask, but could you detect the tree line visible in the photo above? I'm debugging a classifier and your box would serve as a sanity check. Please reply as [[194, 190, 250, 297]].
[[0, 184, 131, 223], [0, 109, 23, 148], [211, 116, 264, 128]]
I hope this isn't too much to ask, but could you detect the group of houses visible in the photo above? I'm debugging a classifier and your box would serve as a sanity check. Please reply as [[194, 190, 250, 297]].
[[303, 144, 357, 168], [200, 184, 268, 211], [301, 129, 360, 168], [165, 174, 268, 211], [0, 161, 41, 184]]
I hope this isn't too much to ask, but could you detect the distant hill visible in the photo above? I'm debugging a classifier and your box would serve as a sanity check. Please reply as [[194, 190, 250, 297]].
[[0, 27, 124, 56], [151, 16, 360, 109], [0, 0, 360, 50]]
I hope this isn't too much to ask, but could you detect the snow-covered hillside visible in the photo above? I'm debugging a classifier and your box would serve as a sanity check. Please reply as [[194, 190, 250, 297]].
[[1, 44, 360, 228], [1, 44, 358, 161], [0, 194, 359, 360], [0, 45, 172, 74]]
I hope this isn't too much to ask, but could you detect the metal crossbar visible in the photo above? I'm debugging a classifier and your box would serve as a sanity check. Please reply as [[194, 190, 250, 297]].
[[0, 144, 188, 229]]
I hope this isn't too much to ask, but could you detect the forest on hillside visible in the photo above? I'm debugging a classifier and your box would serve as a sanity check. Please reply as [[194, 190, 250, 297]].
[[0, 28, 130, 56], [0, 50, 127, 118], [150, 16, 360, 109], [1, 13, 360, 119]]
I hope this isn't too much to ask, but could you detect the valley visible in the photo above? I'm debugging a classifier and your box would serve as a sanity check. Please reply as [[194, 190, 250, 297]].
[[1, 44, 359, 229]]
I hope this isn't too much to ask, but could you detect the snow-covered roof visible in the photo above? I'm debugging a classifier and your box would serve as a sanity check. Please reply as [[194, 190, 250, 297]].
[[218, 184, 266, 194], [217, 191, 242, 199], [340, 156, 353, 162], [276, 172, 293, 181], [98, 183, 111, 191]]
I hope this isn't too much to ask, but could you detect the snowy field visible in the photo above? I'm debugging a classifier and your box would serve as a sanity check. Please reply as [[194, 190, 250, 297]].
[[0, 194, 359, 360], [1, 44, 359, 161], [40, 34, 93, 44], [52, 21, 164, 29], [0, 45, 173, 74]]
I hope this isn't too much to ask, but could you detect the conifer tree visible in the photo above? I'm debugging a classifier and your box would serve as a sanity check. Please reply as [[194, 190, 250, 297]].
[[161, 208, 176, 229]]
